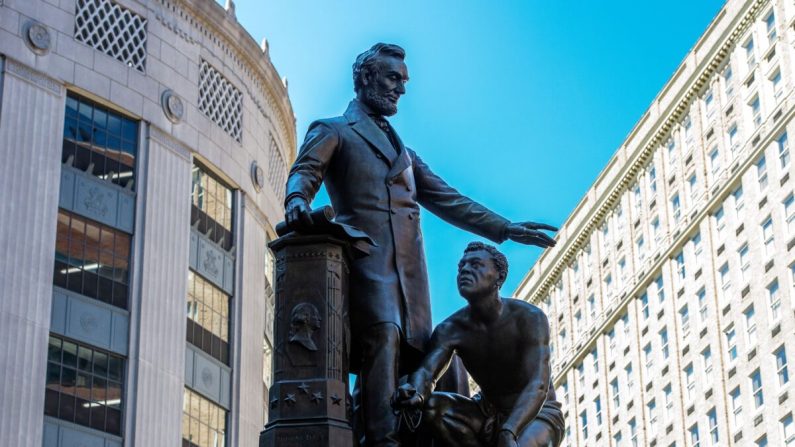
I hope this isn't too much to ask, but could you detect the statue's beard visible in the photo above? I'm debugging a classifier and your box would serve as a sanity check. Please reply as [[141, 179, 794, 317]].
[[364, 88, 398, 116]]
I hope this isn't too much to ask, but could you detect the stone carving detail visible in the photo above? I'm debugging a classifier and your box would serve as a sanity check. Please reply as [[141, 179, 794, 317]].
[[202, 248, 220, 278], [24, 21, 51, 55], [251, 160, 265, 191], [74, 0, 147, 72], [83, 186, 110, 217], [4, 59, 61, 94], [161, 89, 184, 123], [79, 313, 98, 332], [199, 59, 243, 142], [201, 367, 214, 387], [288, 303, 321, 351], [267, 134, 286, 200]]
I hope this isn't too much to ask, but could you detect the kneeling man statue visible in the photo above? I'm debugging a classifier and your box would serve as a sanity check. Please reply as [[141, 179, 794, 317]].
[[393, 242, 565, 446]]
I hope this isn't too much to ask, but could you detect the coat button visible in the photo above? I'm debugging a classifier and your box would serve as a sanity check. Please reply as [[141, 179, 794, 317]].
[[390, 209, 396, 214], [408, 213, 414, 220], [376, 153, 383, 159], [387, 180, 393, 186]]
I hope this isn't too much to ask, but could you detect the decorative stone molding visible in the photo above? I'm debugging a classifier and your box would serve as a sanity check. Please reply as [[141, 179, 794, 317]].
[[50, 287, 130, 356], [198, 59, 243, 142], [24, 20, 51, 55], [149, 125, 192, 160], [189, 228, 235, 294], [74, 0, 148, 72], [59, 164, 136, 233], [251, 160, 264, 191], [161, 89, 184, 123], [3, 58, 61, 95], [184, 344, 231, 409]]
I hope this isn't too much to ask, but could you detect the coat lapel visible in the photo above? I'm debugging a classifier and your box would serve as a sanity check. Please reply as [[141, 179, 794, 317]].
[[387, 127, 411, 178], [345, 100, 395, 167]]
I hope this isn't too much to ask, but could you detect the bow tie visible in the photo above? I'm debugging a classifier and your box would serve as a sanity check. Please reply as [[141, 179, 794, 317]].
[[371, 116, 391, 132]]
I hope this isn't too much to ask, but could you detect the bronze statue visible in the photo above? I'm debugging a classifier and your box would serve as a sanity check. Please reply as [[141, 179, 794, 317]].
[[284, 43, 558, 446], [393, 243, 564, 446]]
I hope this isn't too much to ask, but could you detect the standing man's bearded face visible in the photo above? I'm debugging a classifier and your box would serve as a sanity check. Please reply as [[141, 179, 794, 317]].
[[361, 55, 409, 117]]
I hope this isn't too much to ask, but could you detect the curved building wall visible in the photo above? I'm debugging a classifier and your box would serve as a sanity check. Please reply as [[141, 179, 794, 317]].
[[515, 0, 795, 446], [0, 0, 294, 446]]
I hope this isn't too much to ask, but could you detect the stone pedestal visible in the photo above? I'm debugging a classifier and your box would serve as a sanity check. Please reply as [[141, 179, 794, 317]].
[[260, 234, 353, 447]]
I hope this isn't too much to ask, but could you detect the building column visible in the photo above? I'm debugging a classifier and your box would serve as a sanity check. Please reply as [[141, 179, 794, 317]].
[[0, 58, 65, 446], [127, 126, 191, 445]]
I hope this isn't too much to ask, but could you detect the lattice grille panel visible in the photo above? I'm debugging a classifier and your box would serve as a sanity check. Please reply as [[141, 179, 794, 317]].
[[268, 136, 286, 200], [74, 0, 147, 72], [199, 60, 243, 142]]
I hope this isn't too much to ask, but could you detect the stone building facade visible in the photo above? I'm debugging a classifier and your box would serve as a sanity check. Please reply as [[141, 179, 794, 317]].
[[0, 0, 294, 445], [515, 0, 795, 445]]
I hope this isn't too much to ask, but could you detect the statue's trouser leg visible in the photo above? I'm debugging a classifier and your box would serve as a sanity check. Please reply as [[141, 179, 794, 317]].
[[359, 323, 402, 446], [423, 392, 484, 447]]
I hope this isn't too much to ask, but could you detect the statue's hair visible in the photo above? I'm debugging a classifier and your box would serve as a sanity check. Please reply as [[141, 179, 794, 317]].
[[352, 43, 406, 93], [462, 242, 509, 289]]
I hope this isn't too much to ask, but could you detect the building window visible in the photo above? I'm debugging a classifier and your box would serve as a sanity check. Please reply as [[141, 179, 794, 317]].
[[709, 146, 721, 174], [647, 399, 657, 435], [756, 156, 768, 191], [690, 423, 701, 447], [45, 335, 124, 435], [199, 60, 243, 142], [733, 185, 745, 218], [757, 435, 768, 447], [779, 132, 790, 169], [715, 206, 726, 240], [702, 346, 713, 376], [728, 123, 739, 152], [594, 396, 602, 425], [186, 272, 231, 364], [725, 326, 737, 362], [768, 279, 781, 321], [744, 36, 756, 68], [750, 95, 762, 129], [772, 70, 783, 102], [687, 173, 698, 204], [680, 304, 690, 334], [718, 262, 731, 292], [675, 251, 686, 282], [705, 90, 715, 117], [611, 378, 620, 409], [776, 346, 790, 387], [614, 431, 623, 446], [63, 94, 138, 189], [74, 0, 147, 72], [751, 368, 764, 408], [192, 163, 235, 250], [655, 275, 665, 303], [580, 410, 588, 439], [698, 288, 708, 323], [663, 384, 673, 419], [182, 388, 227, 447], [660, 327, 669, 360], [765, 10, 777, 43], [671, 192, 682, 223], [708, 407, 719, 444], [629, 418, 638, 447], [738, 243, 750, 282], [577, 363, 585, 389], [591, 347, 599, 372], [745, 305, 757, 346], [685, 363, 695, 400], [53, 210, 131, 309], [636, 236, 646, 262], [784, 193, 794, 235], [626, 363, 634, 392], [761, 216, 774, 258], [684, 116, 694, 147], [633, 183, 643, 212], [724, 64, 734, 99], [782, 413, 795, 446], [643, 343, 653, 375], [692, 232, 703, 266], [667, 137, 678, 166], [730, 386, 742, 430], [649, 165, 658, 195], [640, 293, 650, 320]]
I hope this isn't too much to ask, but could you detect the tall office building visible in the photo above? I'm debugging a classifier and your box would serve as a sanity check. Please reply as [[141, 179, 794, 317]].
[[0, 0, 294, 446], [515, 0, 794, 445]]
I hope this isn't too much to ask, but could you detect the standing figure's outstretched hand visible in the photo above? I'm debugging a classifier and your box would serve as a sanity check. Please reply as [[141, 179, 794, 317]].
[[505, 222, 558, 248]]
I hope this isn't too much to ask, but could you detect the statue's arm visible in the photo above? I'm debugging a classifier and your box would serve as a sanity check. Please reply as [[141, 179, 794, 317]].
[[284, 121, 340, 206], [501, 310, 551, 439], [411, 151, 510, 243], [402, 322, 457, 403]]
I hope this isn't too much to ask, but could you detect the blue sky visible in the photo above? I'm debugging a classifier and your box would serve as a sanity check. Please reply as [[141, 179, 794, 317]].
[[232, 0, 725, 324]]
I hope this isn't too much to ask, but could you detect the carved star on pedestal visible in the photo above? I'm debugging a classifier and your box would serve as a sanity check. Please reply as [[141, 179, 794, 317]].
[[330, 393, 342, 405], [297, 383, 311, 394], [284, 393, 296, 405], [310, 391, 324, 404], [270, 397, 279, 409]]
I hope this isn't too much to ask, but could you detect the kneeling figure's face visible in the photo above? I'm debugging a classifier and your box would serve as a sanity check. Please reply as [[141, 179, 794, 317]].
[[457, 250, 499, 300]]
